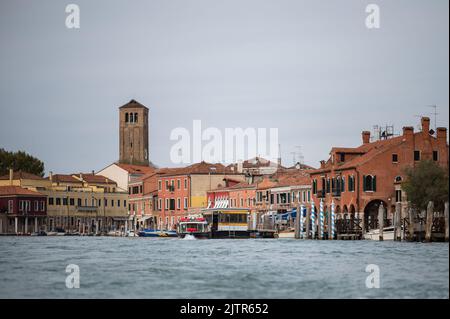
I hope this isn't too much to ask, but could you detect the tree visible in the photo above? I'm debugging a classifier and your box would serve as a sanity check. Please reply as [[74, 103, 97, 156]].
[[402, 160, 449, 212], [0, 148, 45, 177]]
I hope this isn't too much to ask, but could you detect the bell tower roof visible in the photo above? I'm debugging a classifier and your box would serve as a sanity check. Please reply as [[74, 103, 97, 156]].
[[119, 99, 149, 110]]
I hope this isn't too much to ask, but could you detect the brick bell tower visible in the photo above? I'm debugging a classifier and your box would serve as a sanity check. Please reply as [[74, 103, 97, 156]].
[[119, 99, 149, 166]]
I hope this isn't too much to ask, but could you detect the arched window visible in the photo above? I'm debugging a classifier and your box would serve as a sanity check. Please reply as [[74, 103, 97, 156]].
[[129, 113, 134, 123], [134, 113, 138, 123], [363, 175, 376, 192], [125, 113, 129, 123]]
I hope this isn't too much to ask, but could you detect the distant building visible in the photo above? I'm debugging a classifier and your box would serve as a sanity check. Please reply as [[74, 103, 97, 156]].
[[0, 182, 47, 234], [0, 169, 129, 233], [119, 99, 150, 166], [310, 117, 448, 233]]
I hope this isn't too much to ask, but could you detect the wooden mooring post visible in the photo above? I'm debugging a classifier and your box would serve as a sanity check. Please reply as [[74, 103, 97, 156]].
[[394, 202, 402, 241], [408, 204, 415, 241], [378, 204, 385, 241], [294, 205, 300, 239], [425, 201, 434, 243], [444, 202, 449, 242]]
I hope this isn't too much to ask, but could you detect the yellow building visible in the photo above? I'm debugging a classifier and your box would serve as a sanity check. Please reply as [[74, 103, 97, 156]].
[[0, 170, 129, 234]]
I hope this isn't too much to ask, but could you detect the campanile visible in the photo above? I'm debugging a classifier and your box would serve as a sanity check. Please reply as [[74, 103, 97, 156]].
[[119, 99, 149, 165]]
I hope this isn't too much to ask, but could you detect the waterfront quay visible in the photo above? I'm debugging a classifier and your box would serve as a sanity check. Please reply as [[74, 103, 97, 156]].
[[0, 101, 448, 242]]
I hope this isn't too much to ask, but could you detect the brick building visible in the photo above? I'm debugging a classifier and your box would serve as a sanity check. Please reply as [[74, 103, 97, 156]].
[[310, 117, 448, 233]]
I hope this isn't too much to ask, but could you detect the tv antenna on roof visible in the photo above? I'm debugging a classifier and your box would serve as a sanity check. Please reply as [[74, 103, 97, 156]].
[[427, 105, 438, 131]]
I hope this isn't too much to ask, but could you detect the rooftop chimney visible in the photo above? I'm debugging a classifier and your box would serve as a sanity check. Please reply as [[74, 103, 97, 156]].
[[9, 168, 13, 186], [403, 126, 414, 136], [421, 117, 430, 134], [436, 127, 447, 140], [320, 160, 326, 168], [362, 131, 371, 144]]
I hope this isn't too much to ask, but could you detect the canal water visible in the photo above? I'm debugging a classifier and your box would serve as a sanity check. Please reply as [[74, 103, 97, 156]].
[[0, 237, 448, 299]]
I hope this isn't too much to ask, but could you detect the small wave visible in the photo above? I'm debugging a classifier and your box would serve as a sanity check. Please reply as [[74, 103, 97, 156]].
[[182, 234, 196, 240]]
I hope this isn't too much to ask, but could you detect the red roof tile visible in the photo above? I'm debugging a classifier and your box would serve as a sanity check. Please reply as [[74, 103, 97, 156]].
[[0, 171, 45, 181], [0, 186, 45, 197]]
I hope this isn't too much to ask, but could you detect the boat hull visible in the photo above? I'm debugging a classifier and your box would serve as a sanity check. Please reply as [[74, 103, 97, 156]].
[[178, 232, 211, 239]]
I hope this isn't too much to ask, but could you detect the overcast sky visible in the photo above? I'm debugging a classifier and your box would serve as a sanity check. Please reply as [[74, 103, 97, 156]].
[[0, 0, 448, 175]]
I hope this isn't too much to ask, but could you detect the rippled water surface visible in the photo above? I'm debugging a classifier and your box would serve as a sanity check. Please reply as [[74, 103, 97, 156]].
[[0, 237, 448, 298]]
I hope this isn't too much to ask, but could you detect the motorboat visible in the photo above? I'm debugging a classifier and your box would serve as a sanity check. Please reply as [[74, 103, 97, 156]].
[[177, 215, 210, 239]]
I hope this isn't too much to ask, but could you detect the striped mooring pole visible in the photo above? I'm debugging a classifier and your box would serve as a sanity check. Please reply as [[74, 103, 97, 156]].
[[319, 199, 324, 239], [331, 200, 336, 240], [311, 201, 316, 239], [300, 204, 305, 239]]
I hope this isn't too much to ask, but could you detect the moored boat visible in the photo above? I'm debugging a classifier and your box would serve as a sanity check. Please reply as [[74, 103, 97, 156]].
[[177, 215, 210, 239], [364, 226, 404, 240]]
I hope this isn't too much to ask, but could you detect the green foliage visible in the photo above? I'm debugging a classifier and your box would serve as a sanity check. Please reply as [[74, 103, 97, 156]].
[[0, 148, 45, 177], [402, 160, 449, 212]]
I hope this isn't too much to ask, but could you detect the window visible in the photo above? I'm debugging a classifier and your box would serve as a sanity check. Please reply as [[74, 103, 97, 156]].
[[341, 176, 345, 192], [392, 154, 398, 163], [165, 181, 169, 190], [63, 198, 68, 206], [40, 201, 45, 211], [129, 113, 134, 123], [340, 153, 345, 162], [363, 175, 376, 192], [34, 201, 38, 211], [125, 113, 129, 123], [103, 198, 107, 207], [117, 200, 120, 207], [49, 198, 54, 205], [69, 198, 75, 206], [184, 179, 188, 189], [395, 190, 402, 203], [158, 199, 162, 210], [169, 199, 175, 210], [348, 176, 355, 192], [134, 113, 138, 123], [165, 198, 169, 210], [139, 185, 143, 193], [326, 179, 330, 193], [111, 199, 114, 207], [56, 198, 61, 206], [177, 179, 181, 189], [177, 198, 181, 210], [414, 150, 420, 161], [307, 191, 311, 202], [395, 176, 402, 183], [312, 180, 317, 194], [158, 180, 162, 191], [433, 151, 439, 161], [184, 197, 188, 209], [124, 200, 127, 207], [8, 200, 13, 214]]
